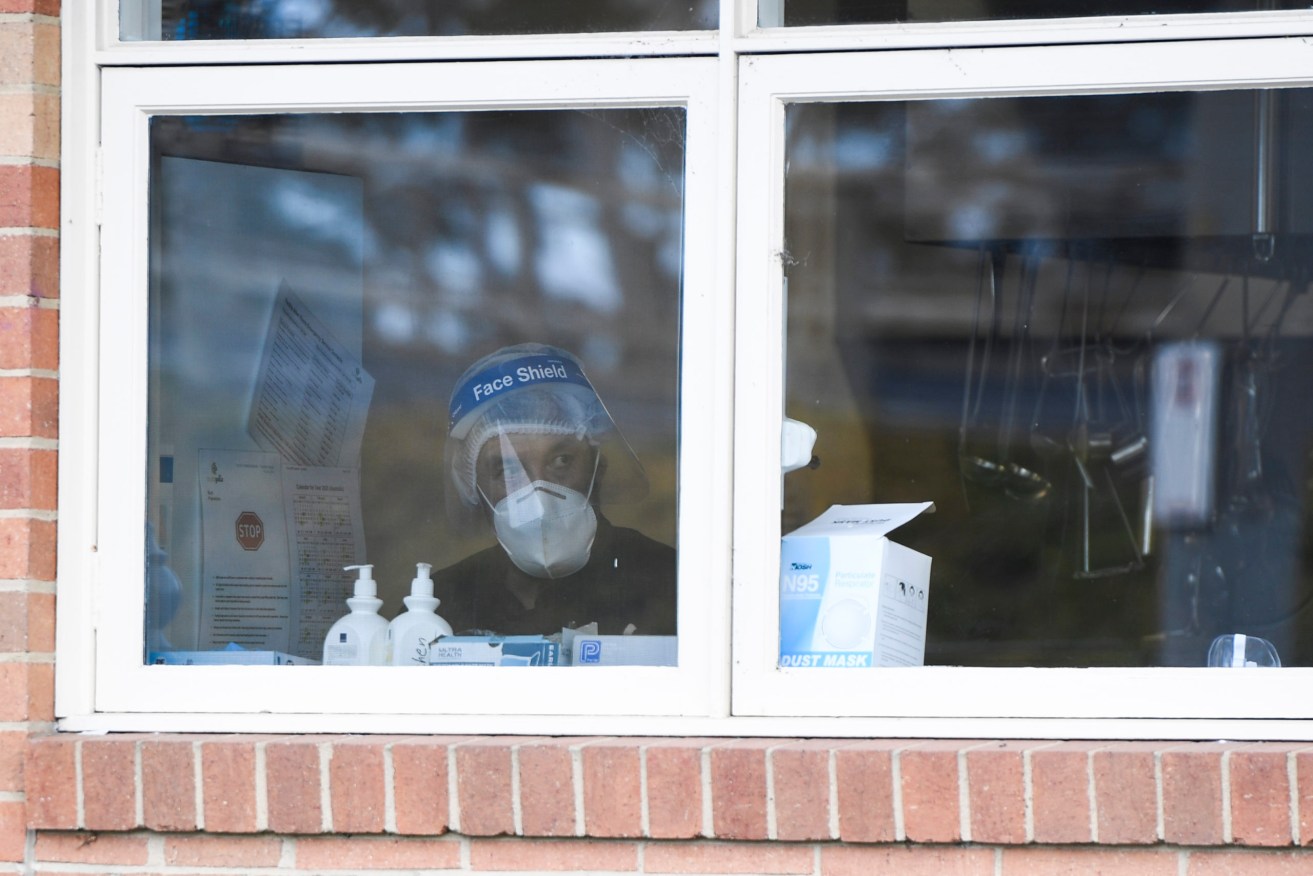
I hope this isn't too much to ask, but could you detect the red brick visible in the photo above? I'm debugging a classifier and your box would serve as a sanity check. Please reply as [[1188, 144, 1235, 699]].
[[24, 734, 76, 828], [709, 739, 775, 840], [0, 306, 57, 371], [0, 517, 56, 580], [328, 737, 385, 833], [468, 837, 637, 871], [644, 739, 707, 839], [834, 740, 899, 843], [900, 740, 969, 843], [0, 375, 57, 439], [0, 165, 58, 229], [0, 634, 45, 715], [28, 658, 52, 720], [1030, 741, 1097, 844], [0, 20, 58, 87], [391, 737, 454, 836], [0, 590, 54, 651], [821, 843, 994, 876], [1187, 849, 1313, 874], [1230, 744, 1299, 846], [967, 741, 1046, 844], [647, 839, 814, 874], [81, 738, 137, 831], [1093, 742, 1160, 844], [0, 92, 59, 161], [583, 740, 642, 838], [0, 800, 22, 861], [1000, 846, 1178, 875], [199, 737, 257, 833], [141, 737, 196, 832], [265, 738, 323, 835], [296, 835, 461, 870], [1297, 750, 1313, 846], [164, 835, 281, 867], [33, 832, 150, 865], [1162, 743, 1229, 846], [455, 738, 514, 837], [0, 0, 59, 12], [517, 738, 576, 838], [770, 739, 833, 841], [0, 729, 25, 792], [0, 234, 58, 299]]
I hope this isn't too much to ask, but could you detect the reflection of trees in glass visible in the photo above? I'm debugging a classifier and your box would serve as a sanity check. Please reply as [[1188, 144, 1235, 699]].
[[783, 0, 1303, 26], [782, 96, 1313, 668], [152, 107, 685, 608], [160, 0, 716, 39]]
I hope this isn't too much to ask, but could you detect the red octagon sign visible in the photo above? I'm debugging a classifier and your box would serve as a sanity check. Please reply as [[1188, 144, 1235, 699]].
[[235, 511, 264, 551]]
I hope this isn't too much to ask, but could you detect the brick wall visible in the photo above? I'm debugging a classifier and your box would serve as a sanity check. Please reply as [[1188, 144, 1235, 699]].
[[7, 6, 1313, 875], [0, 0, 59, 871], [19, 735, 1313, 873]]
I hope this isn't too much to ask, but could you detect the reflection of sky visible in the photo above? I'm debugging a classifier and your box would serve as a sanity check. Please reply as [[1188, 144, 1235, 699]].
[[273, 176, 367, 262], [529, 183, 621, 313]]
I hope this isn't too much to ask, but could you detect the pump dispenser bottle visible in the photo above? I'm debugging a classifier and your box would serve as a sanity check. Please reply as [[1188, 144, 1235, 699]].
[[386, 562, 454, 666], [322, 564, 389, 666]]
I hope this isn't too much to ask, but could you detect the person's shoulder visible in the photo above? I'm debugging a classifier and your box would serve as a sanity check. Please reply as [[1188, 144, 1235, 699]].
[[432, 545, 505, 591], [607, 524, 675, 560]]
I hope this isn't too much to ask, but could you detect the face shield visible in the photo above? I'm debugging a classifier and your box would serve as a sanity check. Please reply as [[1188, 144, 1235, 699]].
[[444, 345, 649, 534]]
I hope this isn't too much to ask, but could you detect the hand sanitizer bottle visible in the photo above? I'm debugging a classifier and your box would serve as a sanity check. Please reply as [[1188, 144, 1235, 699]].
[[386, 562, 454, 666], [322, 564, 389, 666]]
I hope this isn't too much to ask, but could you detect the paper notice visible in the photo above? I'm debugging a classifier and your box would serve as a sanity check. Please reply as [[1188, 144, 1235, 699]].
[[198, 449, 293, 652], [282, 464, 367, 658], [249, 284, 375, 467]]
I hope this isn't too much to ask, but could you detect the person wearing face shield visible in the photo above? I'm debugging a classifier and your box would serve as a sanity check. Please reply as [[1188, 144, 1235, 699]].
[[432, 343, 676, 637]]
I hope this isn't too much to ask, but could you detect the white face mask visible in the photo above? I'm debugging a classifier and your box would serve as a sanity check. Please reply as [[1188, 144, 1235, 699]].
[[489, 480, 598, 578]]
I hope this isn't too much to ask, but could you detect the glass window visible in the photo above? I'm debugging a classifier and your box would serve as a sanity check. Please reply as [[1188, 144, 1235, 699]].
[[146, 108, 684, 668], [777, 0, 1304, 27], [123, 0, 717, 41], [781, 88, 1313, 670]]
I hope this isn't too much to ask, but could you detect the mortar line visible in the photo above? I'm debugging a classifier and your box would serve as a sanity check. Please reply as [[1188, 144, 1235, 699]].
[[891, 747, 906, 842], [319, 741, 332, 832], [254, 742, 269, 832], [1221, 750, 1233, 844], [193, 740, 204, 830], [383, 742, 396, 835]]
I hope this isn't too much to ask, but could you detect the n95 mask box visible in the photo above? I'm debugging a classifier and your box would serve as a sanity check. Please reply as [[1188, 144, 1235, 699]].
[[779, 502, 934, 668]]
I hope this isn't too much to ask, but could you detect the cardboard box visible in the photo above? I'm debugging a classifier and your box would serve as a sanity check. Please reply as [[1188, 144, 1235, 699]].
[[425, 636, 559, 666], [570, 635, 676, 666], [779, 502, 933, 668]]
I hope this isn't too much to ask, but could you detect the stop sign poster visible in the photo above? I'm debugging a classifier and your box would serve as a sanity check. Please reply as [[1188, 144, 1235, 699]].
[[198, 449, 294, 653]]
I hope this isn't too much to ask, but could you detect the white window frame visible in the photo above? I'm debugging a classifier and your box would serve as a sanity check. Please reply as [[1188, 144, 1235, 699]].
[[53, 1, 1313, 737], [59, 56, 732, 731], [733, 36, 1313, 735]]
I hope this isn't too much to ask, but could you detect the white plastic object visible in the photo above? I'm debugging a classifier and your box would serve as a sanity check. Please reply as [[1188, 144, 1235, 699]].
[[1207, 633, 1281, 668], [1150, 341, 1220, 528], [781, 418, 818, 474], [386, 562, 454, 666], [322, 564, 389, 666]]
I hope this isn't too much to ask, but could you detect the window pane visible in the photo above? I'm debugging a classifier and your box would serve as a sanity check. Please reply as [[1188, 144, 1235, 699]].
[[146, 109, 683, 667], [782, 89, 1313, 668], [779, 0, 1304, 27], [125, 0, 715, 40]]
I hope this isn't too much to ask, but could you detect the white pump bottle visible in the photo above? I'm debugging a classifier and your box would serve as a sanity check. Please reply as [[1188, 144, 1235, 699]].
[[386, 562, 454, 666], [322, 564, 389, 666]]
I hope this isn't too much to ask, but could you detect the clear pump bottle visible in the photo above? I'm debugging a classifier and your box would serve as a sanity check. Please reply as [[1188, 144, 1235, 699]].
[[322, 564, 389, 666], [386, 562, 454, 666]]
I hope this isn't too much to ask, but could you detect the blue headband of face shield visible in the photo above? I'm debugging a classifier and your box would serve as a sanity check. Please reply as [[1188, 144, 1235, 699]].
[[448, 353, 595, 436]]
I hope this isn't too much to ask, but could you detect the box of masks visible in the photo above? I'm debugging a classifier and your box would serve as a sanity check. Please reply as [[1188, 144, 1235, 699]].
[[779, 503, 933, 668]]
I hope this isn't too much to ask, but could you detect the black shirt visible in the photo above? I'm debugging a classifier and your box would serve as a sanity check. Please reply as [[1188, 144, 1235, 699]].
[[431, 515, 676, 637]]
